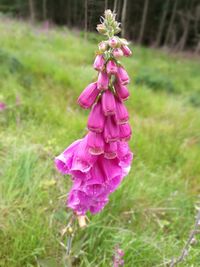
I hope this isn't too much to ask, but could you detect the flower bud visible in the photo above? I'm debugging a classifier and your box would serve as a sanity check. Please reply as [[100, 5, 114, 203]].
[[121, 45, 132, 57], [96, 24, 106, 34], [113, 48, 123, 58], [109, 37, 118, 48], [98, 41, 108, 52]]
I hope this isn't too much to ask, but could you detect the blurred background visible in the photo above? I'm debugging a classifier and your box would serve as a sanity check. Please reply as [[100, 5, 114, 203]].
[[0, 0, 200, 52], [0, 1, 200, 267]]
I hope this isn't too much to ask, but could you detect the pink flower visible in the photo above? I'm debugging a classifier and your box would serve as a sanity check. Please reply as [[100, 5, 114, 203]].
[[102, 90, 116, 115], [115, 97, 129, 124], [106, 60, 118, 75], [104, 142, 117, 159], [113, 48, 123, 58], [121, 45, 132, 56], [97, 71, 109, 90], [109, 37, 118, 48], [87, 100, 105, 133], [0, 102, 6, 111], [71, 136, 97, 173], [77, 82, 99, 109], [119, 123, 132, 141], [93, 54, 105, 71], [104, 116, 119, 142], [117, 67, 130, 85], [114, 82, 130, 101], [55, 139, 81, 174], [87, 132, 104, 155]]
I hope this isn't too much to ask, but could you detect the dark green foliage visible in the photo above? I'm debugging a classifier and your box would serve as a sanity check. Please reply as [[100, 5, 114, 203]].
[[189, 91, 200, 107], [135, 68, 175, 93]]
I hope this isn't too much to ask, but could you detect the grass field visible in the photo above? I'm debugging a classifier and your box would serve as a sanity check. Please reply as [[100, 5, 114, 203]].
[[0, 17, 200, 267]]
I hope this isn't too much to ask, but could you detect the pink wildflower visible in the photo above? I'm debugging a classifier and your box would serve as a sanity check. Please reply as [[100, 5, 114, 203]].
[[106, 60, 118, 75], [55, 10, 133, 216], [93, 54, 105, 71], [104, 116, 119, 142], [0, 102, 6, 111], [114, 82, 130, 101], [117, 66, 130, 85], [102, 90, 116, 115], [77, 82, 99, 109], [115, 97, 129, 124], [97, 71, 109, 90], [87, 100, 105, 133]]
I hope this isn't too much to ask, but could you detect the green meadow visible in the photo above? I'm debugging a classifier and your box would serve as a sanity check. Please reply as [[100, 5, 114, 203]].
[[0, 17, 200, 266]]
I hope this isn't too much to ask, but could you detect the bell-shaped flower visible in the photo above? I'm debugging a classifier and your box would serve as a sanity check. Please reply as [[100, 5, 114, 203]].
[[117, 66, 130, 85], [119, 123, 132, 141], [93, 54, 105, 71], [71, 136, 97, 173], [87, 131, 104, 155], [77, 82, 99, 109], [114, 81, 130, 101], [55, 139, 81, 174], [104, 141, 117, 159], [102, 89, 116, 116], [106, 60, 118, 75], [87, 100, 105, 133], [97, 71, 109, 90], [115, 97, 129, 124], [104, 115, 119, 142]]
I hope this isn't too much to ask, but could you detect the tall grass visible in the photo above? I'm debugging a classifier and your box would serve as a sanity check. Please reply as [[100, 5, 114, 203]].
[[0, 18, 200, 266]]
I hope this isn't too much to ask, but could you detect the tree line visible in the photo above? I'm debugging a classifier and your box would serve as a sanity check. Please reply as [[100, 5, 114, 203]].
[[0, 0, 200, 52]]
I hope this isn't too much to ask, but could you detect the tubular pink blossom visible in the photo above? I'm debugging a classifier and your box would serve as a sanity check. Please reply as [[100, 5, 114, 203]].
[[97, 71, 109, 90], [106, 60, 118, 75], [115, 97, 129, 124], [104, 115, 119, 142], [102, 90, 116, 116], [77, 82, 99, 109], [121, 45, 132, 56], [104, 141, 117, 159], [117, 66, 130, 85], [55, 139, 81, 174], [71, 136, 97, 173], [87, 131, 104, 155], [87, 100, 105, 133], [93, 54, 105, 71], [119, 123, 132, 141], [114, 82, 130, 101]]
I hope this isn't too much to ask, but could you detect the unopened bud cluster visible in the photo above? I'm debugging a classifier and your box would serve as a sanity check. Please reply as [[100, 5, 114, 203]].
[[97, 10, 131, 60]]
